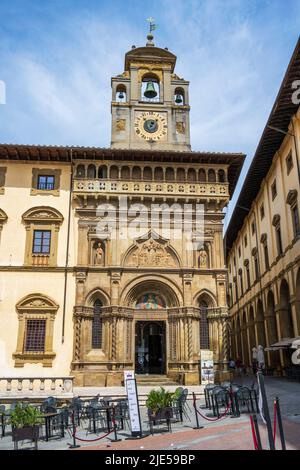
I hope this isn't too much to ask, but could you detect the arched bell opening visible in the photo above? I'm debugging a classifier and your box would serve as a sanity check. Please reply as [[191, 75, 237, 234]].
[[174, 87, 185, 105], [141, 73, 160, 102], [116, 84, 127, 102]]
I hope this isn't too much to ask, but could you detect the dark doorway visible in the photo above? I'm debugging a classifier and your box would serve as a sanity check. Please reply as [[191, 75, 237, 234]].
[[135, 321, 166, 374]]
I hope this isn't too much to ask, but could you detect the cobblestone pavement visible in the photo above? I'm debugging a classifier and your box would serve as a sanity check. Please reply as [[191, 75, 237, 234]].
[[0, 377, 299, 450]]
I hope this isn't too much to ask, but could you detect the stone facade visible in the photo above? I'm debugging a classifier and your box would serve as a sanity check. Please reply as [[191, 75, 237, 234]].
[[0, 36, 244, 388]]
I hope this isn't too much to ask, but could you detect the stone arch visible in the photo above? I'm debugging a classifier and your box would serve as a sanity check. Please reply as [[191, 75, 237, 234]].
[[154, 167, 163, 181], [120, 275, 182, 308], [279, 278, 294, 338], [236, 315, 243, 359], [248, 304, 256, 353], [85, 288, 110, 307], [87, 164, 96, 179], [194, 289, 217, 308], [109, 165, 119, 179], [241, 310, 249, 364], [256, 298, 266, 347], [208, 169, 216, 182], [174, 87, 185, 105], [122, 231, 181, 269]]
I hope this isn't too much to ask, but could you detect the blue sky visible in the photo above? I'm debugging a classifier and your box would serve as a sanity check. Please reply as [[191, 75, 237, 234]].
[[0, 0, 299, 226]]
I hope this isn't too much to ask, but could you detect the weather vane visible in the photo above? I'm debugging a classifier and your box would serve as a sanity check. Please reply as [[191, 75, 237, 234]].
[[146, 17, 157, 33]]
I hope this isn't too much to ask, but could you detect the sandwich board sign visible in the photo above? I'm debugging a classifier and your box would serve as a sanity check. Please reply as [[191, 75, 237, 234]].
[[124, 370, 135, 392], [125, 377, 142, 437]]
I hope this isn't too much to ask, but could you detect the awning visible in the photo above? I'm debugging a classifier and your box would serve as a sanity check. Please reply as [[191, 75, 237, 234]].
[[266, 337, 300, 351]]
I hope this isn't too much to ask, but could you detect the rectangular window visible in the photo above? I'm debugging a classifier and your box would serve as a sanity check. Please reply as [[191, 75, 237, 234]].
[[200, 308, 210, 349], [292, 205, 300, 237], [260, 204, 265, 220], [276, 227, 283, 255], [239, 274, 243, 296], [246, 267, 251, 289], [286, 152, 293, 175], [264, 244, 269, 270], [24, 319, 46, 352], [32, 230, 51, 254], [244, 235, 247, 247], [37, 175, 55, 191], [251, 221, 256, 235], [238, 246, 241, 257], [271, 180, 277, 200], [254, 256, 259, 281]]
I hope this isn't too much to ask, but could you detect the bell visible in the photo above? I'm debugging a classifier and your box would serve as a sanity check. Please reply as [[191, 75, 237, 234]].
[[175, 94, 183, 104], [118, 91, 124, 100], [144, 81, 157, 99]]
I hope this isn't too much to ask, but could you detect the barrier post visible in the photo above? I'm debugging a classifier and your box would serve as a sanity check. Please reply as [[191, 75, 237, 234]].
[[275, 397, 286, 450], [252, 414, 262, 450], [192, 392, 204, 430], [110, 406, 122, 442], [69, 411, 80, 449]]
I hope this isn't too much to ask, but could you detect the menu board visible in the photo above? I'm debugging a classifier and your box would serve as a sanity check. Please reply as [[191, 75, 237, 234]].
[[126, 378, 142, 437]]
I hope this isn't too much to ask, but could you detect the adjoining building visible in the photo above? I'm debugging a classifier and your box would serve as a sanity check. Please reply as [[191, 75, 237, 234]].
[[0, 33, 244, 389], [225, 38, 300, 370]]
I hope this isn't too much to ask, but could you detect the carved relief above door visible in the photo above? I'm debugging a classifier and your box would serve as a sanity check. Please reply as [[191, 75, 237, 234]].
[[123, 233, 179, 268]]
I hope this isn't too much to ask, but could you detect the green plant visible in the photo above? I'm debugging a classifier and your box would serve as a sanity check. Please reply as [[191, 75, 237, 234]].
[[10, 403, 42, 429], [146, 387, 175, 414]]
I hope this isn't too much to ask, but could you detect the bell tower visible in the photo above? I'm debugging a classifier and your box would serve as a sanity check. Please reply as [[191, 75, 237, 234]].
[[111, 29, 191, 151]]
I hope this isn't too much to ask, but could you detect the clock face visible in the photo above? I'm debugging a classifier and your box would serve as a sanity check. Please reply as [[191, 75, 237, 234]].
[[135, 112, 167, 141]]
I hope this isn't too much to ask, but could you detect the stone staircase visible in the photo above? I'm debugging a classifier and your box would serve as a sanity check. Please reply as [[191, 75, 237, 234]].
[[135, 374, 179, 386]]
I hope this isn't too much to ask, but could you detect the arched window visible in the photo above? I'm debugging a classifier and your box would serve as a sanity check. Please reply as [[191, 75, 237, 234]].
[[174, 87, 185, 105], [92, 299, 103, 349], [218, 169, 226, 182], [198, 169, 206, 182], [208, 169, 216, 182], [87, 164, 96, 179], [98, 166, 107, 179], [165, 167, 174, 181], [76, 165, 85, 178], [110, 166, 119, 179], [116, 84, 127, 102], [199, 300, 210, 349]]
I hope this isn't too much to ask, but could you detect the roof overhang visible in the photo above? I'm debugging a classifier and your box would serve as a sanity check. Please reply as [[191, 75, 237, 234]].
[[225, 36, 300, 256]]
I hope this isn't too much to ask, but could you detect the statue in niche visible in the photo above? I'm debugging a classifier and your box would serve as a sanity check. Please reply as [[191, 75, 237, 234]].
[[198, 249, 208, 268], [93, 241, 105, 265]]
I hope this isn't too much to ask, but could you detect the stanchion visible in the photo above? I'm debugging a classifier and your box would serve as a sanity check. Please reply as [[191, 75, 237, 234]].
[[257, 370, 275, 450], [252, 414, 262, 450], [69, 411, 80, 449], [109, 407, 122, 442], [275, 397, 286, 450], [192, 392, 203, 430]]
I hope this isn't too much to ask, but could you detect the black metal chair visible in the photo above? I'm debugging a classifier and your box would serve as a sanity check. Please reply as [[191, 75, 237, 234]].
[[148, 407, 173, 435], [85, 404, 108, 434], [113, 400, 129, 430], [214, 389, 231, 418], [204, 384, 218, 409], [236, 387, 258, 414]]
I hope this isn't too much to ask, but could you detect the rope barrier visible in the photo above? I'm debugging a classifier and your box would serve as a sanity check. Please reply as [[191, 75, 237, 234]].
[[249, 415, 259, 450], [70, 408, 116, 443], [273, 400, 277, 445], [192, 393, 232, 422]]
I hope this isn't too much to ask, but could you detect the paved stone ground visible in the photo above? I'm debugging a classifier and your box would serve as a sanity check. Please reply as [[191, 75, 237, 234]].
[[0, 377, 299, 450]]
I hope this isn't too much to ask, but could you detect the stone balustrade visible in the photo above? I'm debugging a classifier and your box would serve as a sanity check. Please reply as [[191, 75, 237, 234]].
[[73, 178, 229, 198], [0, 377, 74, 397]]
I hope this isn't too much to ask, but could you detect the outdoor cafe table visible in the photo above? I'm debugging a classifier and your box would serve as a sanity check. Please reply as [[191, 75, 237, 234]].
[[90, 405, 113, 434], [39, 412, 64, 441]]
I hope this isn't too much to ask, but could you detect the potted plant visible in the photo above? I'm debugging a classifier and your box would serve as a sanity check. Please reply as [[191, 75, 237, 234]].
[[146, 387, 175, 421], [10, 403, 42, 449]]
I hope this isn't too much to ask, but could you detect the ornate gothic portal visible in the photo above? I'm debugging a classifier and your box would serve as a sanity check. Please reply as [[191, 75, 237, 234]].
[[71, 33, 237, 387]]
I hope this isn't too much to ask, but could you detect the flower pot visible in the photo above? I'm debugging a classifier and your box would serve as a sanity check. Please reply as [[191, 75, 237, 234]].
[[12, 425, 40, 449], [148, 406, 173, 421]]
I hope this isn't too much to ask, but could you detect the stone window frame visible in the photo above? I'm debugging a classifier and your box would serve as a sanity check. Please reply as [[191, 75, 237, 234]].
[[0, 167, 7, 194], [13, 293, 58, 367], [31, 168, 61, 197], [286, 151, 293, 175], [22, 206, 64, 267], [0, 208, 8, 233], [271, 179, 277, 200], [272, 214, 283, 256], [286, 190, 300, 239]]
